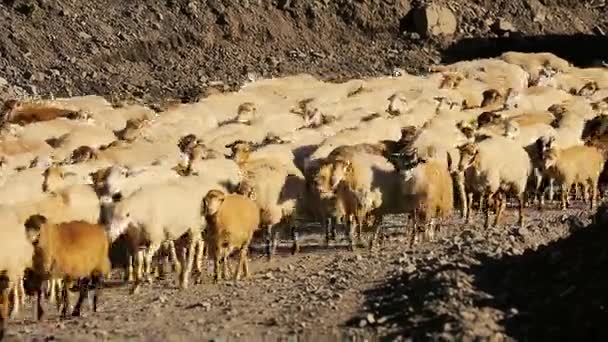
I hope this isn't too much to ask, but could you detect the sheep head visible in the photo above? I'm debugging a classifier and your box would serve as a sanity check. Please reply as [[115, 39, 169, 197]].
[[304, 107, 324, 128], [236, 180, 256, 201], [178, 134, 198, 153], [541, 147, 560, 170], [202, 189, 226, 217], [439, 71, 464, 89], [108, 202, 132, 242], [24, 214, 48, 244], [236, 102, 257, 124], [578, 81, 598, 97], [536, 65, 558, 86], [457, 143, 479, 172], [69, 146, 97, 164], [330, 159, 353, 189], [314, 162, 336, 198], [480, 89, 503, 108], [476, 111, 503, 128], [503, 88, 520, 110], [227, 140, 253, 164], [387, 92, 409, 116]]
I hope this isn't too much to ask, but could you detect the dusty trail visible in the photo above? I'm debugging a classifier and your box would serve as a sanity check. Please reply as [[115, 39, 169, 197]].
[[6, 202, 597, 341]]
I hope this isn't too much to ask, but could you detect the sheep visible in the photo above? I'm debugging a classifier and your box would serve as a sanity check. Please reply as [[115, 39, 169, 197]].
[[499, 51, 571, 86], [23, 215, 110, 320], [1, 99, 86, 126], [114, 117, 147, 142], [107, 177, 217, 292], [397, 151, 454, 246], [540, 144, 605, 210], [0, 209, 34, 338], [201, 189, 260, 282], [457, 137, 532, 228]]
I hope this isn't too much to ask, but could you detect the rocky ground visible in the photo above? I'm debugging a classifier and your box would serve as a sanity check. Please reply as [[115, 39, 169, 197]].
[[5, 200, 607, 341], [0, 0, 607, 103]]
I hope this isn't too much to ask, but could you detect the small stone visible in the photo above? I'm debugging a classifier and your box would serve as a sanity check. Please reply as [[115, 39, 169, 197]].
[[359, 319, 368, 328], [366, 313, 376, 324], [264, 272, 274, 280], [0, 77, 7, 88], [492, 18, 516, 33], [78, 31, 92, 40]]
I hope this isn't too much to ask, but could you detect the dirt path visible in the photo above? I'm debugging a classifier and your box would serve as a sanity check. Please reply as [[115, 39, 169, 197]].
[[6, 201, 603, 341]]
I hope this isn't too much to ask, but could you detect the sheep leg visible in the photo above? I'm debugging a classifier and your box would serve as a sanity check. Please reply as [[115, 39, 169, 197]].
[[92, 275, 102, 313], [548, 178, 555, 202], [48, 279, 56, 305], [347, 216, 356, 252], [483, 193, 492, 229], [194, 240, 205, 277], [131, 249, 145, 295], [561, 184, 569, 210], [368, 215, 385, 251], [35, 286, 45, 321], [290, 224, 300, 255], [518, 192, 525, 228], [213, 246, 222, 283], [493, 192, 506, 227], [221, 252, 230, 281], [264, 225, 273, 260], [590, 180, 597, 210], [179, 233, 199, 289], [457, 179, 467, 219], [144, 242, 161, 284], [242, 245, 251, 279], [9, 283, 18, 319], [324, 217, 332, 245], [60, 279, 71, 319], [125, 254, 134, 283], [167, 240, 182, 276], [465, 192, 474, 224], [234, 246, 249, 281], [72, 279, 88, 317], [409, 209, 418, 248], [0, 287, 8, 340], [54, 280, 62, 312]]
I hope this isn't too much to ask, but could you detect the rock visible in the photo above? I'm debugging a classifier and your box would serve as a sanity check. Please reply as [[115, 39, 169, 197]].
[[0, 77, 7, 88], [492, 18, 516, 33], [366, 313, 376, 324], [412, 4, 457, 37]]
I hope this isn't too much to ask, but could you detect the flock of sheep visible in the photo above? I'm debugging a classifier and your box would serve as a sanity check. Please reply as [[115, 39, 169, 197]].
[[0, 51, 608, 339]]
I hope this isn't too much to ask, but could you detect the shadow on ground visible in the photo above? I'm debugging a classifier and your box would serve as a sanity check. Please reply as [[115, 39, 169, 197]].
[[441, 33, 608, 66], [352, 203, 608, 340]]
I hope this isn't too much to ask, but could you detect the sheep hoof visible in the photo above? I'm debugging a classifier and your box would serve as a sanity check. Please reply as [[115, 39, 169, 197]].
[[130, 284, 141, 295], [71, 309, 81, 317]]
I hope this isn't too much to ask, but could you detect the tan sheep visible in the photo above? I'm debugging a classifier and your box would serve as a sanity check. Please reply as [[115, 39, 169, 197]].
[[541, 145, 605, 210], [398, 153, 454, 246], [457, 137, 532, 228], [201, 190, 260, 282], [24, 215, 111, 320]]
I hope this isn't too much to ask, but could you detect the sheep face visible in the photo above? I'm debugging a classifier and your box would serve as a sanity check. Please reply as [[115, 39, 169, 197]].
[[69, 146, 97, 164], [504, 121, 520, 139], [227, 141, 253, 163], [304, 108, 323, 127], [536, 66, 558, 86], [202, 189, 226, 217], [503, 88, 520, 110], [457, 144, 479, 172], [541, 147, 561, 170], [330, 160, 352, 189], [236, 181, 256, 201], [387, 93, 408, 116], [42, 166, 63, 193], [439, 72, 464, 89], [578, 81, 598, 97], [24, 214, 48, 243], [481, 89, 502, 108], [178, 134, 198, 153], [236, 102, 256, 124]]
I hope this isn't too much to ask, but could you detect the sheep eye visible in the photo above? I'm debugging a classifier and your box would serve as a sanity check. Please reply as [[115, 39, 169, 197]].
[[126, 213, 130, 217]]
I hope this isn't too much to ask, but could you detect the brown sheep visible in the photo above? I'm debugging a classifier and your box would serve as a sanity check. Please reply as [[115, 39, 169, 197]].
[[1, 100, 85, 126], [201, 190, 260, 282], [24, 215, 111, 320]]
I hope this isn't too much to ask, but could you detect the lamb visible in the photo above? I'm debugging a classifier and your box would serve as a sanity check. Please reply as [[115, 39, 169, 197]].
[[0, 209, 34, 338], [457, 137, 532, 228], [541, 144, 605, 210], [201, 190, 260, 282], [23, 215, 110, 320]]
